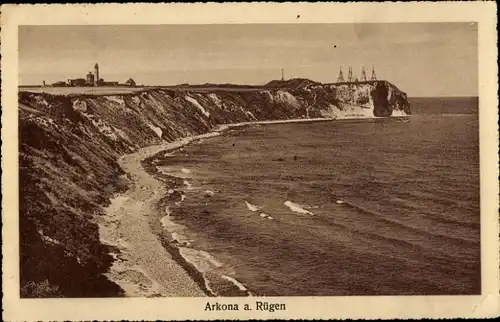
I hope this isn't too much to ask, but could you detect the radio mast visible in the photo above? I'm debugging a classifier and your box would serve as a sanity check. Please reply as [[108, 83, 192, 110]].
[[360, 66, 367, 81], [371, 66, 377, 81], [337, 67, 345, 83], [347, 66, 353, 82]]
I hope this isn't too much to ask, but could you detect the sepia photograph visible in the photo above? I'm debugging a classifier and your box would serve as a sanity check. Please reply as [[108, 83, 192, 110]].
[[17, 21, 481, 298], [2, 2, 499, 321]]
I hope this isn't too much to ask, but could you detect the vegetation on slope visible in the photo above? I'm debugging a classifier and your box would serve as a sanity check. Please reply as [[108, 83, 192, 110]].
[[18, 83, 410, 297]]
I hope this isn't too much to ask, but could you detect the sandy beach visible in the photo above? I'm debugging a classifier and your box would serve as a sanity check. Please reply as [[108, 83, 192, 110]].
[[100, 139, 207, 297], [98, 117, 352, 297], [98, 114, 407, 296]]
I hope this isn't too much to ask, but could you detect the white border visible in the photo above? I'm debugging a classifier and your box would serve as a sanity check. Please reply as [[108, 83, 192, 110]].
[[2, 2, 498, 320]]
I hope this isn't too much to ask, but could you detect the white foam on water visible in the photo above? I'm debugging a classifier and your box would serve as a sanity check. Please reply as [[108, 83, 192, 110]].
[[181, 168, 192, 174], [245, 201, 259, 212], [171, 232, 191, 247], [160, 215, 173, 229], [259, 213, 267, 218], [284, 201, 314, 215], [204, 190, 215, 197], [221, 275, 248, 291], [183, 180, 193, 190], [160, 214, 192, 246], [336, 200, 346, 204], [156, 166, 168, 176], [200, 250, 223, 268], [178, 248, 224, 272], [178, 247, 221, 296]]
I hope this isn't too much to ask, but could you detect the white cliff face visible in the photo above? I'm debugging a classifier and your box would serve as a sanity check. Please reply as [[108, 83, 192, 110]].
[[320, 103, 374, 119], [208, 93, 223, 109], [22, 82, 409, 156], [72, 99, 87, 112], [391, 109, 407, 116], [185, 95, 211, 117], [327, 83, 374, 108], [106, 95, 126, 108], [274, 90, 301, 108], [147, 123, 163, 138]]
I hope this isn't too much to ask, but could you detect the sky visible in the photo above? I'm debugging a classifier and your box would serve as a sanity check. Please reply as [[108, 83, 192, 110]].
[[19, 23, 478, 97]]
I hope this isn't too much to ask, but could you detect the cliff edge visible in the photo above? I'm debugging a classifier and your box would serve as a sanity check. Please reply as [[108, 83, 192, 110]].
[[18, 80, 410, 297]]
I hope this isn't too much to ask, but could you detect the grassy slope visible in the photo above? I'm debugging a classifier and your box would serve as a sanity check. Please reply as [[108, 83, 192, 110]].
[[18, 83, 410, 297]]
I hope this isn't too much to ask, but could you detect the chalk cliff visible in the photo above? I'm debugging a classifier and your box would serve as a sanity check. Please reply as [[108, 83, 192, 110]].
[[18, 80, 410, 297]]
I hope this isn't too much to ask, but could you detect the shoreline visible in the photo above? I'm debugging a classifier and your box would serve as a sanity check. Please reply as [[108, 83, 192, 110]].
[[99, 114, 407, 297]]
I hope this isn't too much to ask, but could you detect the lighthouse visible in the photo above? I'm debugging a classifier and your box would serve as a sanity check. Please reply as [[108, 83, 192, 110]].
[[94, 63, 99, 86]]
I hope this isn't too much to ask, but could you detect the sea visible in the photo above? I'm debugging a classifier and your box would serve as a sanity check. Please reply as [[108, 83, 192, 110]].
[[150, 97, 480, 296]]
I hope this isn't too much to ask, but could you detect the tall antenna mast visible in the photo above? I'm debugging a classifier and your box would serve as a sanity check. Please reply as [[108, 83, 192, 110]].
[[337, 67, 345, 83], [371, 65, 377, 81], [360, 66, 367, 81], [347, 66, 353, 82]]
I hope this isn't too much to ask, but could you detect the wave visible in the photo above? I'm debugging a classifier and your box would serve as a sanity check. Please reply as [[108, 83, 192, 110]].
[[177, 247, 224, 296], [336, 199, 479, 246], [284, 200, 314, 215], [159, 211, 219, 296], [245, 201, 259, 212], [183, 180, 193, 190], [147, 150, 255, 297], [259, 213, 274, 220], [204, 190, 215, 197], [221, 275, 248, 292]]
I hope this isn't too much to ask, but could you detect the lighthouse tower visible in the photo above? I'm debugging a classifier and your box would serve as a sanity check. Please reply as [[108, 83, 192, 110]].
[[94, 63, 99, 86]]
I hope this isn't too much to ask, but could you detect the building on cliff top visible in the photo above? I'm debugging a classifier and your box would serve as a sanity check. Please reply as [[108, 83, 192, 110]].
[[51, 62, 135, 87]]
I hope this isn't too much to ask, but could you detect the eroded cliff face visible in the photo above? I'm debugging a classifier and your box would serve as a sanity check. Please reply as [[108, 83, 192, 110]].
[[18, 81, 410, 297]]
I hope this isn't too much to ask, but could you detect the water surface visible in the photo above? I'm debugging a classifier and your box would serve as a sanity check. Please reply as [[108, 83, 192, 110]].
[[152, 97, 480, 296]]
